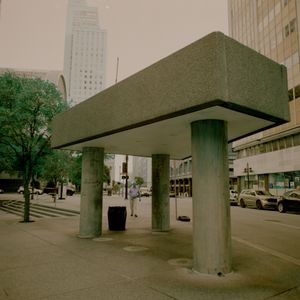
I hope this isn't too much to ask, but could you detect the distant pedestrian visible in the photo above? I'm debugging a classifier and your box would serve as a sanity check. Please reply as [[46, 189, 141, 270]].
[[128, 183, 140, 217]]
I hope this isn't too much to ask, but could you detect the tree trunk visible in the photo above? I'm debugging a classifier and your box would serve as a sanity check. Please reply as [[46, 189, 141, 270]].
[[23, 161, 32, 222]]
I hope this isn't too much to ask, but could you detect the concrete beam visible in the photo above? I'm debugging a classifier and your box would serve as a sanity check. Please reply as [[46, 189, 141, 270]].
[[51, 32, 289, 158]]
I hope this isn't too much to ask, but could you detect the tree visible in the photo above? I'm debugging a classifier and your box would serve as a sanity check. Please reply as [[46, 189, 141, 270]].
[[0, 72, 68, 222], [39, 149, 73, 188], [134, 176, 144, 187]]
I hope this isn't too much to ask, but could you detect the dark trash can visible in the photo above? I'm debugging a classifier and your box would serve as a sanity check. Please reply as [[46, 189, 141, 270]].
[[108, 206, 127, 231]]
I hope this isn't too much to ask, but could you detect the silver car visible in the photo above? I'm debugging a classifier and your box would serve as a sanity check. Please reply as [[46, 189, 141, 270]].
[[238, 189, 278, 210]]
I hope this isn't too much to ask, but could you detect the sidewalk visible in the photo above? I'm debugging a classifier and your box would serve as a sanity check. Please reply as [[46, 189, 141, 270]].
[[0, 194, 299, 299]]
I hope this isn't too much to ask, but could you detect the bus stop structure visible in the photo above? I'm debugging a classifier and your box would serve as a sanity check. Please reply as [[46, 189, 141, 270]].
[[51, 32, 289, 275]]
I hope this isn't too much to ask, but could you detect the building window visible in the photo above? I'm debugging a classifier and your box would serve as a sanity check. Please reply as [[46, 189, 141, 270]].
[[294, 134, 300, 146], [290, 18, 296, 33], [284, 24, 290, 37]]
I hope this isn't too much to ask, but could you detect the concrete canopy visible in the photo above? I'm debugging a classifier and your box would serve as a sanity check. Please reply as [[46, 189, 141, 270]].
[[51, 32, 289, 159]]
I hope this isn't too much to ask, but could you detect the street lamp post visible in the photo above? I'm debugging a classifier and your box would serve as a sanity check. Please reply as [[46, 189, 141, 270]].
[[244, 163, 253, 189]]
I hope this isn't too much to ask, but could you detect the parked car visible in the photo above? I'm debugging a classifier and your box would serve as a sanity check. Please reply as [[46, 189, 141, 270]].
[[139, 187, 151, 197], [66, 184, 76, 196], [238, 189, 278, 210], [277, 190, 300, 213], [229, 190, 238, 205], [0, 188, 4, 194], [17, 186, 43, 195]]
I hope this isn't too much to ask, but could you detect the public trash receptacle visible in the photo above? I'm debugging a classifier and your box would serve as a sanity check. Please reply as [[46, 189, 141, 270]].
[[108, 206, 127, 231]]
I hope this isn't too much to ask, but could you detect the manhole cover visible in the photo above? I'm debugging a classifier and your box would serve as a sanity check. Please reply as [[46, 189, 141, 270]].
[[93, 237, 113, 242], [123, 246, 148, 252], [168, 258, 192, 267]]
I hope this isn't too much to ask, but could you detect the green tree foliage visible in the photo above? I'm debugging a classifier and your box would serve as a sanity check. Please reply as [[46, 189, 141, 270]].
[[39, 150, 73, 187], [134, 176, 144, 187], [0, 72, 68, 222], [65, 152, 111, 192]]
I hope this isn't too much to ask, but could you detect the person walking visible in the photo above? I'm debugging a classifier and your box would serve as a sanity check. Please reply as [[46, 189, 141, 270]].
[[128, 183, 140, 217]]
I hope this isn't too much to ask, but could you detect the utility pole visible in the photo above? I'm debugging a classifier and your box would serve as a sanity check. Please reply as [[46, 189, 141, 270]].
[[115, 57, 119, 84], [125, 154, 128, 199], [115, 57, 129, 199], [244, 163, 253, 189]]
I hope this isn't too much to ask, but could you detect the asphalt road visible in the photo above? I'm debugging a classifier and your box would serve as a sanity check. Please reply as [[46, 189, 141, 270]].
[[230, 205, 300, 264]]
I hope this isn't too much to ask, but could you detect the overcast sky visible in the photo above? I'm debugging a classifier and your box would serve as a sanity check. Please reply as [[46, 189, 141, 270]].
[[0, 0, 228, 88]]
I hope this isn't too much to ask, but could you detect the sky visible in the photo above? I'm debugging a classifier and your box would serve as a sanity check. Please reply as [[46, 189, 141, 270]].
[[0, 0, 228, 88]]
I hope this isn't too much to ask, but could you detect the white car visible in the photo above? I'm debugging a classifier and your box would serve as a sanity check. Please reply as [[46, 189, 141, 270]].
[[238, 189, 278, 210], [139, 187, 151, 197], [17, 186, 43, 195], [229, 190, 238, 205]]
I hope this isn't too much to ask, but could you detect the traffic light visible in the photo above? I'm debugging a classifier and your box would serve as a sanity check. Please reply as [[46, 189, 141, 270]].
[[122, 162, 127, 173]]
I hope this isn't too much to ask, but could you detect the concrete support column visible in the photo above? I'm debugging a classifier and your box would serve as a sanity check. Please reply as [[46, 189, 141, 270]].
[[79, 147, 104, 238], [191, 120, 232, 275], [152, 154, 170, 232]]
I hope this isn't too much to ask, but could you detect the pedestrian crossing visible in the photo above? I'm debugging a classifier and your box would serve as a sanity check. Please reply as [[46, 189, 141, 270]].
[[0, 200, 80, 219]]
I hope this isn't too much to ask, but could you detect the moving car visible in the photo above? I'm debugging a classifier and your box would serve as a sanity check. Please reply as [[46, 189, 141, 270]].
[[229, 190, 238, 205], [17, 186, 43, 195], [238, 189, 278, 210], [277, 190, 300, 213]]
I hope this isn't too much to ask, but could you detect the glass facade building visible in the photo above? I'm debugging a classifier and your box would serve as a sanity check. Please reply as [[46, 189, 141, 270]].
[[228, 0, 300, 194]]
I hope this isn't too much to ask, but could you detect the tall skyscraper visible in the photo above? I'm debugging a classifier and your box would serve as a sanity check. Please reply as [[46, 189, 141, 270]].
[[228, 0, 300, 193], [64, 0, 107, 105]]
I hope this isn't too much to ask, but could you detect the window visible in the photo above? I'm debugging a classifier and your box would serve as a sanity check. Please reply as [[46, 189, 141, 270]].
[[290, 18, 296, 33], [285, 24, 290, 37], [272, 140, 278, 151]]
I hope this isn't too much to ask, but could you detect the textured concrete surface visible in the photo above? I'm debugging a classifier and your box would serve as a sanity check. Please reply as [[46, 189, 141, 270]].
[[51, 32, 289, 157], [191, 120, 231, 274], [0, 193, 300, 299], [79, 147, 104, 238]]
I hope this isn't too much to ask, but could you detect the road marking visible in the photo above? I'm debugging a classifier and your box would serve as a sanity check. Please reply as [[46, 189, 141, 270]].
[[233, 236, 300, 267], [264, 220, 300, 230]]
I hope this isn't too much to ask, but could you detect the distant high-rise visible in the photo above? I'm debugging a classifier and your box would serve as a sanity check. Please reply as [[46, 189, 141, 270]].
[[64, 0, 107, 105]]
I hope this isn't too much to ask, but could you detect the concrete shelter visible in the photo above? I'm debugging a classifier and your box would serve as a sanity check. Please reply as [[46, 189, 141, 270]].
[[51, 32, 289, 275]]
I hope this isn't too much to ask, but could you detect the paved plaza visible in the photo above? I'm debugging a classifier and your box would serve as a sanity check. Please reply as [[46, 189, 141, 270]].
[[0, 193, 299, 299]]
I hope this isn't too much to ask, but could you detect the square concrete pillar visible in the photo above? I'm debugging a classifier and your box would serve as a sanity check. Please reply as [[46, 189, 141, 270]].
[[79, 147, 104, 238], [191, 120, 232, 275], [152, 154, 170, 232]]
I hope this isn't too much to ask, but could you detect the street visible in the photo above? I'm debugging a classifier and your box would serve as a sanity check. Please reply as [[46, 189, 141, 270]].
[[231, 206, 300, 263], [171, 197, 300, 266]]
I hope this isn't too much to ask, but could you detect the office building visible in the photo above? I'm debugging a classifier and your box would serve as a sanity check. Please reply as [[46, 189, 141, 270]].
[[228, 0, 300, 193], [0, 67, 67, 100], [132, 156, 152, 188], [64, 0, 107, 105]]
